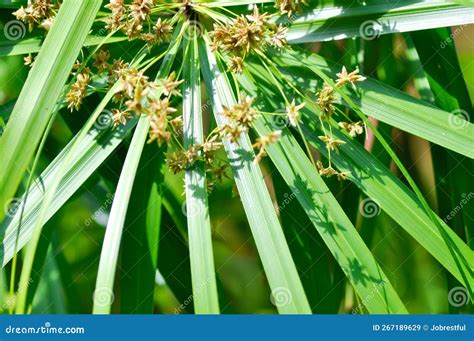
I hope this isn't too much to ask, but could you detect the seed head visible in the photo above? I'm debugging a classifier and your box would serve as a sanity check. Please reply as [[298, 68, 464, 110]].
[[24, 54, 35, 68], [336, 66, 367, 88], [14, 0, 54, 31], [66, 68, 91, 111], [228, 57, 245, 74], [93, 49, 111, 73], [158, 71, 184, 97], [316, 84, 336, 119], [222, 95, 257, 129], [211, 6, 287, 68], [112, 109, 132, 127], [286, 100, 305, 127], [338, 121, 364, 137], [148, 114, 171, 145], [318, 135, 346, 152], [276, 0, 308, 17], [253, 130, 281, 162]]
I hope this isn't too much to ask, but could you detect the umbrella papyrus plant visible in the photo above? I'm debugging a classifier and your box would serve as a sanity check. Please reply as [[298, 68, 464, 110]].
[[0, 0, 473, 314]]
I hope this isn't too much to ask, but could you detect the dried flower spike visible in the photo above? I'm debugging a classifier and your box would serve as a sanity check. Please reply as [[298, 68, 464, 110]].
[[228, 57, 244, 74], [24, 54, 35, 67], [13, 0, 54, 31], [253, 130, 281, 162], [222, 95, 257, 129], [318, 135, 346, 152], [338, 121, 364, 137], [158, 72, 184, 97], [286, 100, 305, 127], [276, 0, 308, 17], [316, 160, 337, 178], [316, 84, 336, 120], [93, 49, 111, 73], [112, 109, 132, 127], [336, 66, 367, 88], [211, 6, 287, 70], [66, 68, 91, 111]]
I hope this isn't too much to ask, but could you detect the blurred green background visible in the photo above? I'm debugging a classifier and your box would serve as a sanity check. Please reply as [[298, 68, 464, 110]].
[[0, 5, 472, 314]]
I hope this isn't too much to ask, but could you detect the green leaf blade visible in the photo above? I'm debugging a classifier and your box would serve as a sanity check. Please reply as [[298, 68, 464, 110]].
[[199, 36, 311, 314], [0, 0, 102, 221], [183, 30, 219, 314]]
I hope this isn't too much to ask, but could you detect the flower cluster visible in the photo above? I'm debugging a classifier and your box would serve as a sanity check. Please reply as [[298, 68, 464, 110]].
[[105, 0, 174, 45], [166, 133, 229, 193], [13, 0, 58, 31], [66, 48, 127, 112], [285, 100, 305, 127], [65, 45, 184, 150], [338, 121, 363, 137], [276, 0, 308, 17], [253, 131, 281, 163], [66, 67, 91, 111], [24, 54, 36, 68], [220, 95, 281, 163], [316, 66, 366, 180], [166, 94, 281, 190], [116, 69, 183, 145], [210, 7, 288, 73]]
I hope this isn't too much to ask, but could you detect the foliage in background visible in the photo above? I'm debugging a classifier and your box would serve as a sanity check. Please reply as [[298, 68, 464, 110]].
[[0, 0, 473, 314]]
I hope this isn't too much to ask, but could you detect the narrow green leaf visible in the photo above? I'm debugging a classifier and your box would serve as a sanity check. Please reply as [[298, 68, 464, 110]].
[[270, 166, 343, 313], [303, 121, 474, 294], [158, 202, 193, 313], [269, 48, 474, 158], [284, 1, 474, 43], [450, 0, 474, 6], [242, 60, 474, 294], [0, 118, 136, 267], [0, 29, 180, 268], [409, 29, 474, 309], [120, 143, 165, 314], [410, 28, 474, 249], [15, 86, 120, 314], [238, 70, 407, 313], [259, 120, 407, 313], [92, 29, 183, 314], [0, 0, 102, 221], [0, 35, 127, 57], [183, 30, 219, 314], [31, 245, 66, 314], [199, 36, 311, 314], [93, 118, 150, 315]]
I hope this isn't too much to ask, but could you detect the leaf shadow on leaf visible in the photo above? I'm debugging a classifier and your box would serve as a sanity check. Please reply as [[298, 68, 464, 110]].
[[276, 0, 423, 42]]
